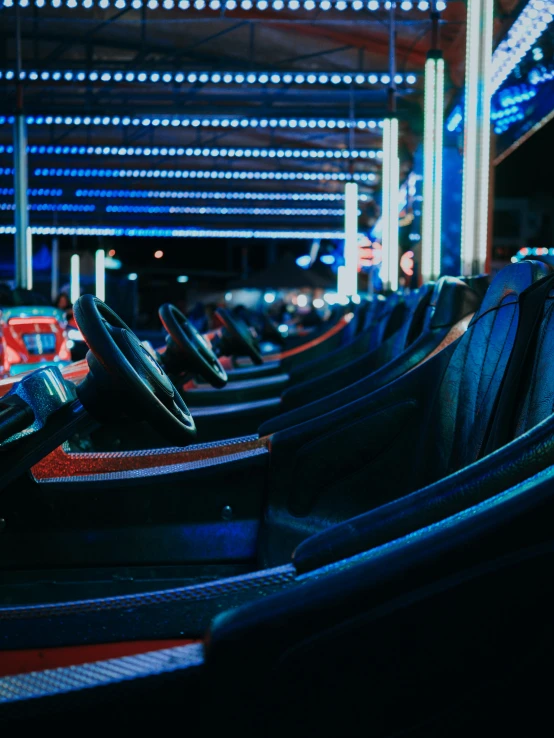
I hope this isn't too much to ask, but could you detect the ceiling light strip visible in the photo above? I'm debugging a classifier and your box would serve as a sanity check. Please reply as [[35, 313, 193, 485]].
[[0, 224, 352, 239], [0, 69, 419, 87]]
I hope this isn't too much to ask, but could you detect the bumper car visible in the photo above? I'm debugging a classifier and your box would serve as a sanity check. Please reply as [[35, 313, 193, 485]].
[[155, 276, 482, 440], [3, 260, 554, 731], [0, 296, 71, 377]]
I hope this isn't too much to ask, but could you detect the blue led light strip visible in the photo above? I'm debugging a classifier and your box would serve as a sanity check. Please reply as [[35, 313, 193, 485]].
[[74, 188, 372, 200], [0, 69, 419, 87], [0, 202, 95, 211], [0, 114, 384, 131], [0, 0, 446, 13], [0, 225, 351, 239], [105, 204, 347, 215], [529, 63, 554, 86], [0, 145, 382, 160], [0, 187, 62, 195], [491, 0, 554, 94], [448, 1, 554, 134], [30, 167, 377, 182]]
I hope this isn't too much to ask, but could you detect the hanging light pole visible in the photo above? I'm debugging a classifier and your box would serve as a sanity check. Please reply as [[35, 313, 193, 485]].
[[460, 0, 494, 275], [13, 4, 31, 290], [339, 86, 359, 299], [381, 1, 400, 293], [70, 253, 80, 305], [95, 248, 106, 302], [343, 182, 359, 297], [421, 3, 445, 283]]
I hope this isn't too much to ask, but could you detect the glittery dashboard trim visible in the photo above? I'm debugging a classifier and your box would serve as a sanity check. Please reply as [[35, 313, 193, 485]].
[[31, 434, 269, 482], [0, 564, 296, 620], [0, 642, 204, 704]]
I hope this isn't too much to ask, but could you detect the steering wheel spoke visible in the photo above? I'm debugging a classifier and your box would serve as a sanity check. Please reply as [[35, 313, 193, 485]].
[[74, 295, 196, 445], [159, 303, 228, 389], [215, 308, 264, 366]]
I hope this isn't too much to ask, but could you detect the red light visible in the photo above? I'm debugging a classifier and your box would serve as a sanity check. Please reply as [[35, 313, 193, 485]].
[[108, 249, 116, 257], [154, 250, 164, 259], [8, 317, 57, 325], [400, 250, 415, 277]]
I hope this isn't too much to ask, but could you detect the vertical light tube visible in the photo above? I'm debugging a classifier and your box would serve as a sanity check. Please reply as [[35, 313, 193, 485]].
[[95, 248, 106, 302], [337, 265, 347, 298], [13, 114, 30, 289], [70, 253, 80, 305], [344, 182, 359, 296], [381, 119, 391, 288], [478, 0, 493, 271], [433, 57, 445, 279], [13, 6, 30, 290], [421, 57, 436, 283], [381, 118, 400, 292], [51, 235, 59, 303], [388, 117, 400, 292], [461, 0, 493, 275], [25, 226, 33, 290], [422, 54, 445, 283]]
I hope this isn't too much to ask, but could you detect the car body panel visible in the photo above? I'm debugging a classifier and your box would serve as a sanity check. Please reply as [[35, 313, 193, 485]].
[[0, 305, 71, 377]]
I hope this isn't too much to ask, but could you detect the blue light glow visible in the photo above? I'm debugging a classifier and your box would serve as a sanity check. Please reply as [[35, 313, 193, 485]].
[[490, 0, 554, 94], [0, 67, 420, 88], [296, 254, 312, 268], [446, 106, 463, 132], [0, 187, 63, 196], [15, 144, 383, 160], [74, 188, 371, 201], [0, 225, 351, 239], [106, 204, 345, 216], [0, 113, 384, 132], [0, 202, 94, 212], [32, 167, 377, 183], [528, 63, 554, 86], [0, 0, 445, 10]]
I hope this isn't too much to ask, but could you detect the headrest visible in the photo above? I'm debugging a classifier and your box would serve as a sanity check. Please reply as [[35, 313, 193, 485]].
[[428, 276, 482, 329], [471, 261, 549, 321], [459, 274, 491, 300]]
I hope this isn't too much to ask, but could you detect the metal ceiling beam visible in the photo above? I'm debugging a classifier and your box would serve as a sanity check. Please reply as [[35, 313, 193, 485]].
[[44, 7, 135, 63], [164, 20, 251, 62], [0, 30, 252, 68]]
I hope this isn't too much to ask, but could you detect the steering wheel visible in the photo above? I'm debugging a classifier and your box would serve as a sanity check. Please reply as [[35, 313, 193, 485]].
[[262, 312, 285, 346], [158, 303, 228, 389], [74, 295, 196, 445], [215, 307, 264, 365]]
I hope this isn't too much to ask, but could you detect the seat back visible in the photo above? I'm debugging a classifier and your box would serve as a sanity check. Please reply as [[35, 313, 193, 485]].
[[364, 292, 403, 349], [425, 260, 550, 479], [514, 286, 554, 437], [261, 262, 549, 565], [386, 282, 436, 357], [359, 294, 386, 334]]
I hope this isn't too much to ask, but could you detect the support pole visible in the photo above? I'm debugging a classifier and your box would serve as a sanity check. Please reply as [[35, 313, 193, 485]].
[[460, 0, 494, 275], [13, 4, 31, 289]]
